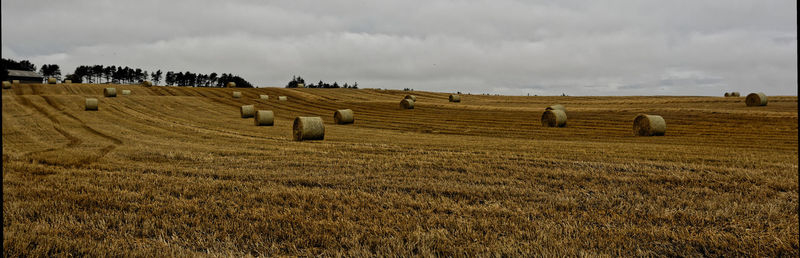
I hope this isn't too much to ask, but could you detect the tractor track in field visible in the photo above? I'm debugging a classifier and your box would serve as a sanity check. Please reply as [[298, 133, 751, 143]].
[[14, 95, 122, 164], [15, 95, 83, 147], [108, 97, 287, 142], [41, 95, 123, 145]]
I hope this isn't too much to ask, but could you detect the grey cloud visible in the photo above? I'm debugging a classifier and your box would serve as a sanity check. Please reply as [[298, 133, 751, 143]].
[[2, 0, 796, 96], [620, 84, 645, 90]]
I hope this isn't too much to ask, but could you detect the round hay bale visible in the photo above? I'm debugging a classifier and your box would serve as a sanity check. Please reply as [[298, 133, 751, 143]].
[[142, 81, 153, 87], [12, 80, 20, 84], [293, 117, 325, 141], [334, 109, 354, 124], [232, 91, 242, 98], [254, 110, 274, 126], [745, 92, 767, 106], [121, 90, 131, 95], [541, 109, 567, 127], [449, 95, 461, 102], [227, 82, 236, 88], [259, 95, 269, 100], [404, 95, 417, 101], [2, 81, 10, 89], [85, 98, 98, 111], [731, 92, 740, 97], [633, 114, 666, 136], [47, 78, 57, 84], [103, 88, 117, 97], [724, 92, 731, 97], [545, 104, 566, 111], [64, 80, 72, 84], [240, 105, 255, 118], [278, 96, 288, 101], [400, 99, 414, 109]]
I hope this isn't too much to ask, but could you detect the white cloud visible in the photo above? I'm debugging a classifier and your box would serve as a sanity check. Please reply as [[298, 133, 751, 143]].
[[2, 0, 796, 95]]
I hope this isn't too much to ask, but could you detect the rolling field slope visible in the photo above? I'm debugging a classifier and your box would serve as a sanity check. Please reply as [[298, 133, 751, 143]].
[[3, 83, 798, 256]]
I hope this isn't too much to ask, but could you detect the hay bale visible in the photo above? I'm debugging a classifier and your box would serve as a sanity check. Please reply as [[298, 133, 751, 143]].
[[47, 78, 57, 84], [12, 80, 20, 84], [240, 105, 255, 118], [233, 91, 242, 98], [64, 80, 72, 84], [103, 88, 117, 97], [278, 96, 287, 101], [259, 95, 269, 100], [745, 92, 767, 106], [142, 81, 153, 87], [400, 99, 414, 109], [227, 82, 236, 88], [85, 98, 98, 111], [724, 92, 730, 97], [633, 114, 666, 136], [545, 104, 566, 111], [334, 109, 354, 124], [2, 81, 10, 89], [541, 109, 567, 127], [293, 117, 325, 141], [449, 95, 461, 102], [121, 90, 131, 95], [404, 95, 417, 101], [297, 83, 305, 88], [254, 110, 274, 126], [731, 92, 740, 97]]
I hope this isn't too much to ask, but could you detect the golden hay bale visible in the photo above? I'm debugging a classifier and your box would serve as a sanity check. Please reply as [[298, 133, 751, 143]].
[[633, 114, 666, 136], [47, 78, 57, 84], [724, 92, 731, 97], [233, 91, 242, 98], [12, 80, 20, 84], [731, 92, 740, 97], [85, 98, 98, 111], [545, 104, 566, 111], [400, 98, 414, 109], [293, 116, 325, 141], [64, 80, 72, 84], [227, 82, 236, 88], [404, 95, 417, 101], [121, 90, 131, 95], [240, 105, 255, 118], [334, 109, 354, 124], [449, 94, 461, 102], [278, 96, 288, 101], [103, 88, 117, 97], [142, 81, 153, 87], [745, 92, 767, 106], [259, 95, 269, 100], [541, 109, 567, 127], [2, 81, 10, 89], [297, 83, 305, 88], [254, 110, 274, 126]]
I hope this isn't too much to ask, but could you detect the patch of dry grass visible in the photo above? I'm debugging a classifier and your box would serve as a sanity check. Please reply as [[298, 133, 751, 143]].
[[3, 84, 798, 256]]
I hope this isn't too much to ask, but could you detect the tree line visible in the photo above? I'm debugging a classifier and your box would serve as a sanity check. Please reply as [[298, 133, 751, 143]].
[[163, 71, 251, 88], [1, 59, 253, 87], [285, 75, 358, 89], [2, 58, 325, 89], [1, 58, 38, 81], [65, 65, 253, 87]]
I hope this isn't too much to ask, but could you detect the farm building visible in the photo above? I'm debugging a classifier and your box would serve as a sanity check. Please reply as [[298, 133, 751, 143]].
[[6, 69, 43, 83]]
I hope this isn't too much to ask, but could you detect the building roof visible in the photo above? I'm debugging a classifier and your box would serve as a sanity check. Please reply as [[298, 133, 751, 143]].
[[6, 69, 42, 78]]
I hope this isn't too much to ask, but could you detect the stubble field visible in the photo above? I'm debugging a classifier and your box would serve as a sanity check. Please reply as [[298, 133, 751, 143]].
[[2, 83, 798, 256]]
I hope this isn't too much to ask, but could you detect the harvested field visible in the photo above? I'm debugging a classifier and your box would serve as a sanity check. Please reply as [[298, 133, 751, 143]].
[[2, 83, 798, 256]]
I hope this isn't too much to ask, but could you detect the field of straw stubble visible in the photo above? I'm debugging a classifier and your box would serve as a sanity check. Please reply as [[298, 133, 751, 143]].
[[2, 83, 798, 256]]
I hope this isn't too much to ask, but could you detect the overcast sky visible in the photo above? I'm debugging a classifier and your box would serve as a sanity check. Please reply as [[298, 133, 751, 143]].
[[2, 0, 796, 95]]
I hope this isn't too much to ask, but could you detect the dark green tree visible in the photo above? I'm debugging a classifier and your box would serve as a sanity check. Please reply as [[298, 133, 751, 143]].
[[40, 64, 62, 80]]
